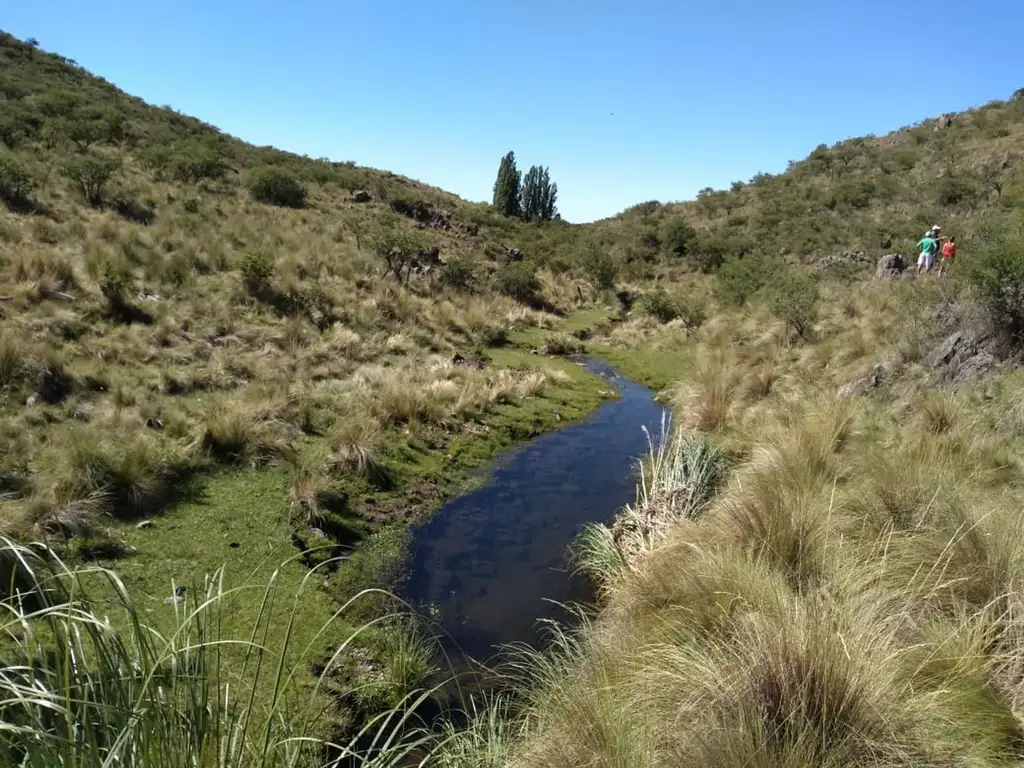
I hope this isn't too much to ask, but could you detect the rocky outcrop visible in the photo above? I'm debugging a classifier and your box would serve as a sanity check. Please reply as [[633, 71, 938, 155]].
[[925, 330, 1001, 384], [874, 253, 906, 280], [814, 250, 874, 273], [352, 190, 372, 203]]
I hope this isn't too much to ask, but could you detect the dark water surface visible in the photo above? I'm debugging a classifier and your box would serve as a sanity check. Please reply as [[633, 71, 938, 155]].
[[403, 358, 666, 667]]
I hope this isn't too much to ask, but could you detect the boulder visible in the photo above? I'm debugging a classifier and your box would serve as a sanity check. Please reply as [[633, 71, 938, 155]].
[[926, 331, 968, 369], [874, 253, 905, 280], [925, 330, 1002, 384], [429, 211, 452, 230], [352, 190, 372, 203], [838, 363, 887, 398]]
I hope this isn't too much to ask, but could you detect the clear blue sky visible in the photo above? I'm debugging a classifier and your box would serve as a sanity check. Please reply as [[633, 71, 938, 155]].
[[5, 1, 1022, 222]]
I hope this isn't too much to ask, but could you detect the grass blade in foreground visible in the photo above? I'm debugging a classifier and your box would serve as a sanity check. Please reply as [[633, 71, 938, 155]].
[[0, 538, 438, 767]]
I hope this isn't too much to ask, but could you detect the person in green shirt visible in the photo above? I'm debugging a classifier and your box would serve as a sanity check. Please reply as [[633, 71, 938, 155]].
[[916, 226, 941, 275]]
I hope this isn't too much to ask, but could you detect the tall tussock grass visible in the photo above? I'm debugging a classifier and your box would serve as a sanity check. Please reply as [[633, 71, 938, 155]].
[[578, 412, 728, 586], [450, 391, 1024, 766], [0, 538, 435, 767]]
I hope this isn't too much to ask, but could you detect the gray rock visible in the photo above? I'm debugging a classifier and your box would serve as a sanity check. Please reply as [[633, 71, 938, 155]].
[[814, 250, 873, 273], [955, 352, 998, 382], [838, 363, 887, 397], [25, 394, 38, 408], [352, 190, 372, 203], [163, 585, 186, 605], [874, 253, 906, 280], [926, 332, 967, 369]]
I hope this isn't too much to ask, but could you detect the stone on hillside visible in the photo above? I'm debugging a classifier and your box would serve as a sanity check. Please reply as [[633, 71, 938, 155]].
[[925, 330, 1002, 384], [838, 363, 887, 398], [926, 331, 967, 369], [814, 250, 873, 273], [874, 253, 905, 280], [352, 190, 372, 203]]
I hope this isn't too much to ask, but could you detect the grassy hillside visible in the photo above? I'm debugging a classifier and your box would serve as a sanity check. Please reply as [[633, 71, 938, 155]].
[[431, 245, 1024, 766], [588, 88, 1024, 276], [4, 27, 1024, 767], [0, 29, 618, 745]]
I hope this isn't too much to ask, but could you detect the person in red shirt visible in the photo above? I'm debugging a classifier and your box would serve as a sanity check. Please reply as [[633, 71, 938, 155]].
[[937, 236, 957, 278]]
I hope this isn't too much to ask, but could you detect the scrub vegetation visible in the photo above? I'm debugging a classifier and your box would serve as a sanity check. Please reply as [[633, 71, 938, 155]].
[[4, 29, 1024, 766]]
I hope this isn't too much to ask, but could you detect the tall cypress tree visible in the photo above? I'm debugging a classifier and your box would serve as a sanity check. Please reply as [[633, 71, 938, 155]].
[[522, 165, 559, 221], [492, 151, 521, 218], [540, 167, 558, 221], [521, 165, 542, 221]]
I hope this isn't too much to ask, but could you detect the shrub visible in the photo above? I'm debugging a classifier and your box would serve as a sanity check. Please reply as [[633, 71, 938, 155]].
[[767, 271, 820, 338], [99, 260, 133, 312], [641, 290, 679, 323], [496, 261, 541, 305], [201, 402, 291, 465], [936, 175, 980, 208], [237, 250, 275, 294], [0, 151, 33, 206], [61, 152, 119, 207], [0, 334, 24, 388], [693, 235, 733, 273], [170, 141, 227, 184], [714, 253, 770, 306], [965, 220, 1024, 338], [539, 332, 584, 356], [111, 191, 156, 225], [440, 253, 477, 292], [577, 241, 618, 290], [368, 225, 431, 283], [677, 295, 708, 333], [247, 166, 306, 208], [661, 218, 699, 257], [389, 196, 432, 221]]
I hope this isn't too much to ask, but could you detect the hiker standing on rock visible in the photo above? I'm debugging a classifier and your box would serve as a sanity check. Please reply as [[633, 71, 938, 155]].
[[937, 235, 957, 278], [916, 225, 941, 275]]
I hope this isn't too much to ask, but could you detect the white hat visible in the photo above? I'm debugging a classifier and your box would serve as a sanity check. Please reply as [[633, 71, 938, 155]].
[[931, 224, 941, 231]]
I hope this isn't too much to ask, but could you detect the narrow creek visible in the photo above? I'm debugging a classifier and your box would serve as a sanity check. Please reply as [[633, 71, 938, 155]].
[[402, 357, 666, 674]]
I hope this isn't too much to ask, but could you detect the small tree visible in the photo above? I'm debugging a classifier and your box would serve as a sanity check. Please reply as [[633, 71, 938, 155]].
[[936, 174, 979, 209], [237, 250, 276, 294], [496, 261, 541, 305], [248, 166, 306, 208], [965, 220, 1024, 339], [439, 254, 477, 292], [693, 235, 732, 273], [577, 240, 618, 290], [641, 290, 679, 323], [170, 141, 227, 184], [661, 218, 698, 258], [369, 225, 429, 284], [492, 151, 522, 218], [768, 272, 819, 339], [0, 152, 33, 206], [714, 253, 769, 307], [62, 153, 120, 207]]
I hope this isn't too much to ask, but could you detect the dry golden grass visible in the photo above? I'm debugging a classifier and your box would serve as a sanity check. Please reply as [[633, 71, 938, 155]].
[[437, 275, 1024, 767]]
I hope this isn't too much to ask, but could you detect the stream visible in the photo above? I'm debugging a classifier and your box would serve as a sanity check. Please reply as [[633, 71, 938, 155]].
[[403, 358, 666, 674]]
